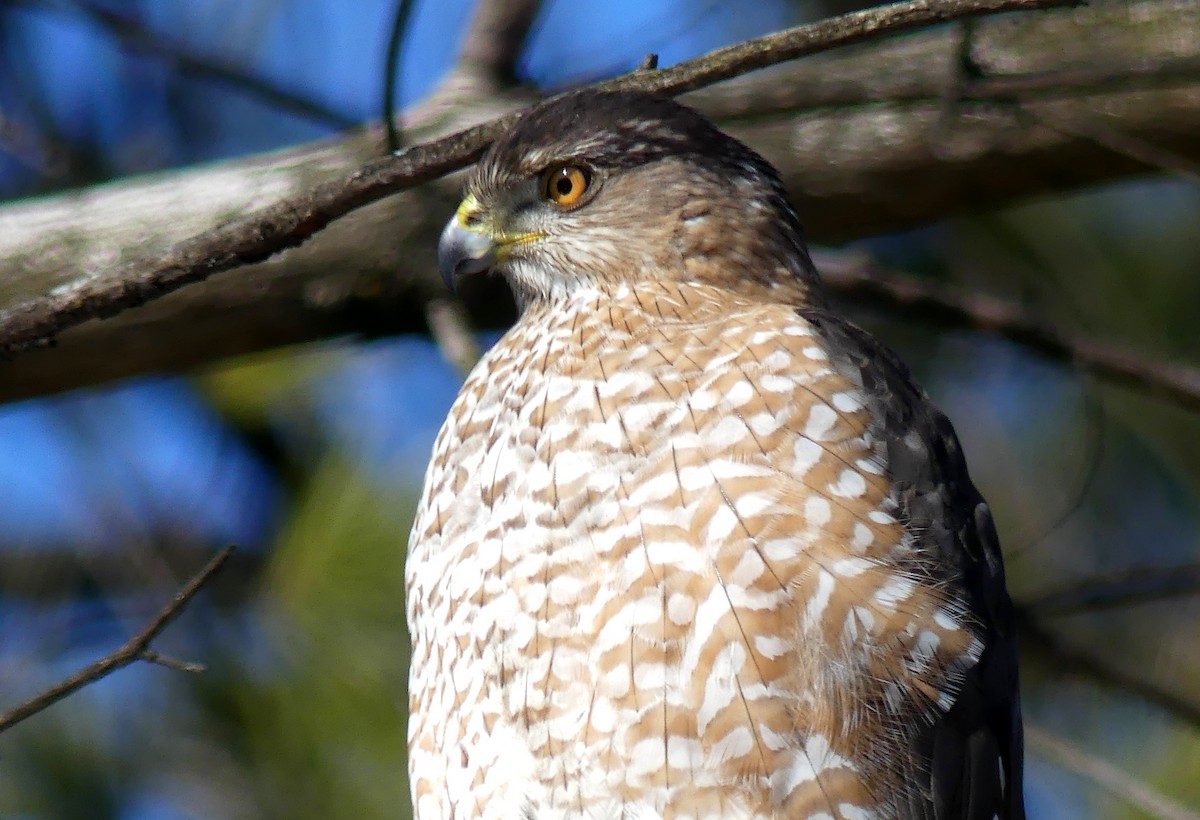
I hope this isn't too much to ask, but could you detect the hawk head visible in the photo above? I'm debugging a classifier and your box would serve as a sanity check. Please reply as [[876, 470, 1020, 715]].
[[438, 90, 821, 307]]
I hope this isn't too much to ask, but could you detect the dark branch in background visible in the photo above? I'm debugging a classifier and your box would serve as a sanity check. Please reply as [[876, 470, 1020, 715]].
[[0, 0, 1080, 357], [699, 51, 1200, 122], [966, 53, 1200, 103], [0, 109, 61, 176], [413, 0, 545, 374], [1024, 562, 1200, 617], [814, 251, 1200, 416], [382, 0, 416, 151], [455, 0, 543, 89], [4, 0, 356, 130], [0, 545, 235, 734], [952, 20, 1200, 184], [1025, 106, 1200, 182], [1016, 607, 1200, 730]]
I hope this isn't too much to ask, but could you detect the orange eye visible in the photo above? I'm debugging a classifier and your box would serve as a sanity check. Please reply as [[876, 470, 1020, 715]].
[[541, 164, 591, 207]]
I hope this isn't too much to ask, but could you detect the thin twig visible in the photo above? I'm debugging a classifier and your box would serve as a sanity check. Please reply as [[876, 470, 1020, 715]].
[[1024, 563, 1200, 616], [1025, 722, 1200, 820], [140, 649, 207, 674], [0, 545, 235, 734], [815, 251, 1200, 415], [0, 0, 1079, 357], [6, 0, 355, 129], [383, 0, 417, 152]]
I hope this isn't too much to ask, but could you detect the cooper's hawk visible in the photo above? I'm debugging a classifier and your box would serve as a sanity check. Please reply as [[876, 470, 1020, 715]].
[[407, 90, 1022, 819]]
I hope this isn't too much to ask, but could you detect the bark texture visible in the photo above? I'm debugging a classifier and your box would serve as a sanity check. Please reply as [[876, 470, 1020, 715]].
[[0, 0, 1195, 402]]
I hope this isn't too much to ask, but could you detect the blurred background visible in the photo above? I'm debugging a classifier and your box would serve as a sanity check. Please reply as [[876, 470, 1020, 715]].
[[0, 0, 1198, 818]]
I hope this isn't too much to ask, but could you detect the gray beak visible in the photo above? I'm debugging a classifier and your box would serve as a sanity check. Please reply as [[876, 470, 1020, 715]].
[[438, 217, 498, 291]]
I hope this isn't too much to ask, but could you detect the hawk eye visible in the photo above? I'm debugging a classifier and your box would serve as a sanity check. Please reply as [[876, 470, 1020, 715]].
[[541, 164, 591, 207]]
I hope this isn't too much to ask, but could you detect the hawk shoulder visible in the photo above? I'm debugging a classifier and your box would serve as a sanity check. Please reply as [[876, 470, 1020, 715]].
[[802, 307, 1024, 820]]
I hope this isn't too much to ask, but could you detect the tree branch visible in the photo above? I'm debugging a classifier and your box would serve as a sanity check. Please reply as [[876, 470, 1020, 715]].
[[1, 1, 1190, 401], [6, 0, 356, 129], [1023, 562, 1200, 616], [815, 251, 1200, 415], [692, 0, 1200, 239], [407, 0, 545, 370], [1024, 722, 1200, 820], [1016, 607, 1200, 730], [0, 545, 235, 734], [697, 49, 1200, 120], [0, 0, 1079, 358], [455, 0, 544, 89], [383, 0, 418, 151]]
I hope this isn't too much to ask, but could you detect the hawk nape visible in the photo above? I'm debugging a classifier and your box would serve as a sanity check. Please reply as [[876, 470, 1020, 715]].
[[407, 90, 1022, 820]]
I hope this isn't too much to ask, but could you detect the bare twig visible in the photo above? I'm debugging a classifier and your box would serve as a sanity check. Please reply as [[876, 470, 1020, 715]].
[[1025, 722, 1200, 820], [0, 543, 260, 601], [6, 0, 355, 129], [0, 545, 235, 734], [814, 251, 1200, 415], [383, 0, 417, 151], [1024, 563, 1200, 616], [140, 649, 207, 674], [0, 0, 1079, 357], [599, 0, 1080, 98], [1016, 608, 1200, 730], [638, 53, 660, 72]]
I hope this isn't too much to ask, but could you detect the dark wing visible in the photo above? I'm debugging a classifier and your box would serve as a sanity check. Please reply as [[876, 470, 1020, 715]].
[[802, 308, 1025, 820]]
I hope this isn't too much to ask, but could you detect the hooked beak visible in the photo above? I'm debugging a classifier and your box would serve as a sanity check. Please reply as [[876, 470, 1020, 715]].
[[438, 195, 496, 291]]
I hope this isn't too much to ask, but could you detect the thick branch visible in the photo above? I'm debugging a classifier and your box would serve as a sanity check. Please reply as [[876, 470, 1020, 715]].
[[0, 1, 1192, 401], [456, 0, 544, 88], [693, 1, 1200, 240], [0, 545, 234, 734], [0, 0, 1079, 358]]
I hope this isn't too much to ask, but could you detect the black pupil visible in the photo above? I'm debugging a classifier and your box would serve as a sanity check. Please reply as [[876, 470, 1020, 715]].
[[555, 174, 574, 196]]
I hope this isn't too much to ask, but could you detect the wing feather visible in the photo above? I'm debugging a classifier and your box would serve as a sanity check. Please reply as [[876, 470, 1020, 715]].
[[802, 308, 1025, 820]]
